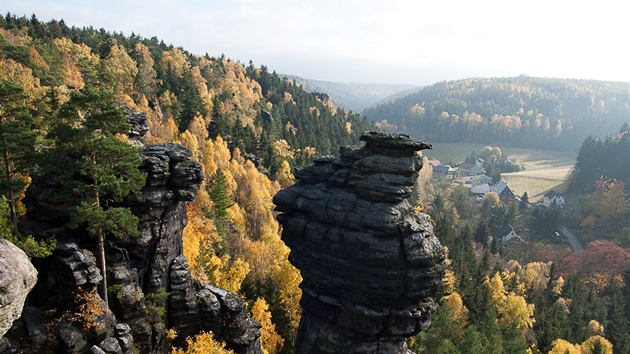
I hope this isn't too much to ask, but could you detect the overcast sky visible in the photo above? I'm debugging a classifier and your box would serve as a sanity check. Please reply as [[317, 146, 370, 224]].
[[4, 0, 629, 86]]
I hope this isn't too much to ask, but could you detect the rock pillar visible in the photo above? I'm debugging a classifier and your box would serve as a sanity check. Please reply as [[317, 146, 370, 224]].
[[273, 132, 447, 353]]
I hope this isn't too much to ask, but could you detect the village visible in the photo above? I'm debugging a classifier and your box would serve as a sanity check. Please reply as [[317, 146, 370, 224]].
[[428, 157, 569, 248]]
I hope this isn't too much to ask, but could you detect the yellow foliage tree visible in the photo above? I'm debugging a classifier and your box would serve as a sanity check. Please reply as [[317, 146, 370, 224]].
[[53, 37, 99, 89], [521, 262, 550, 293], [276, 160, 295, 188], [586, 319, 604, 336], [487, 272, 508, 308], [171, 331, 234, 354], [485, 272, 535, 329], [0, 27, 31, 45], [0, 59, 45, 99], [275, 258, 302, 335], [499, 293, 535, 329], [102, 43, 138, 97], [581, 335, 613, 354], [182, 204, 220, 281], [132, 43, 158, 97], [161, 49, 189, 76], [443, 292, 469, 326], [211, 256, 250, 294], [548, 339, 581, 354], [251, 298, 284, 354]]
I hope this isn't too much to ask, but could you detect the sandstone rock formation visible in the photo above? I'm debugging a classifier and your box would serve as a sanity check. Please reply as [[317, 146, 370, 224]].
[[273, 132, 447, 353], [11, 113, 262, 354], [0, 237, 38, 343]]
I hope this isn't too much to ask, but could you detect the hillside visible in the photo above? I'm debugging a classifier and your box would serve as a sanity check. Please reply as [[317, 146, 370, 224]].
[[363, 76, 630, 152], [2, 12, 630, 354], [283, 74, 415, 112]]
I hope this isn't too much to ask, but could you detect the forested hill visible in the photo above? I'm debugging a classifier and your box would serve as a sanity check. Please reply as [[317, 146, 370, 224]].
[[0, 13, 372, 173], [283, 74, 415, 112], [363, 77, 630, 151]]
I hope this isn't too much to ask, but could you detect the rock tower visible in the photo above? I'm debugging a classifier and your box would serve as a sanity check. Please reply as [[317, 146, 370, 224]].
[[273, 132, 447, 353]]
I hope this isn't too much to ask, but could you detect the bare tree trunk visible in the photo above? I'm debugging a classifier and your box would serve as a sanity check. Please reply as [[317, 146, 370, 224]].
[[92, 153, 108, 307]]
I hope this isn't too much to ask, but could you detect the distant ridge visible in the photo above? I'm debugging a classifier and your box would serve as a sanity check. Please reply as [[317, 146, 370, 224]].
[[282, 74, 416, 112], [362, 76, 630, 151]]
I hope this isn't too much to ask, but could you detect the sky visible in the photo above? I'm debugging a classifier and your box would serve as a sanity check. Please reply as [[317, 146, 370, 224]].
[[3, 0, 629, 86]]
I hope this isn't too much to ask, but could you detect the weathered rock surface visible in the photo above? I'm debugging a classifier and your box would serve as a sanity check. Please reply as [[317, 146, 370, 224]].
[[16, 114, 263, 354], [0, 237, 38, 338], [273, 132, 447, 353]]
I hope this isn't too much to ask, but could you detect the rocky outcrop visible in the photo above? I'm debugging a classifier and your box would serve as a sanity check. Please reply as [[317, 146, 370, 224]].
[[14, 112, 263, 353], [0, 237, 38, 344], [273, 132, 447, 353], [126, 112, 149, 148]]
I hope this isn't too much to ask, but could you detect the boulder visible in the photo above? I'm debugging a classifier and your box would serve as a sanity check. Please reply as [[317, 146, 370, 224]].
[[0, 237, 38, 338]]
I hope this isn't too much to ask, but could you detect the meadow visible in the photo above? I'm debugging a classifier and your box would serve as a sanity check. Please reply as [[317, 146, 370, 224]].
[[423, 142, 577, 202]]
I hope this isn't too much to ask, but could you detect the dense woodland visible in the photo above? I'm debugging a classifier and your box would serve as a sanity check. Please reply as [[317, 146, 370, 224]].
[[1, 12, 630, 354], [363, 77, 630, 151]]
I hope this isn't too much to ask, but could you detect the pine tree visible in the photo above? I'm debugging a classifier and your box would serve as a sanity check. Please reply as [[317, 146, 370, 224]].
[[607, 288, 630, 354], [48, 84, 146, 307], [0, 80, 37, 235], [520, 192, 529, 210]]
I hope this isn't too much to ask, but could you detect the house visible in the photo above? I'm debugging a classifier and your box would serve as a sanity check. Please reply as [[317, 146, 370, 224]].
[[496, 223, 524, 245], [428, 159, 442, 169], [491, 181, 516, 205], [459, 163, 483, 177], [470, 183, 490, 195], [543, 190, 565, 208], [433, 165, 456, 179], [479, 175, 493, 184], [476, 158, 484, 168]]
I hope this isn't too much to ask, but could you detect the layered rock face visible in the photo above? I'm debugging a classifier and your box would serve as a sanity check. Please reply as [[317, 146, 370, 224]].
[[14, 112, 262, 354], [273, 132, 447, 353]]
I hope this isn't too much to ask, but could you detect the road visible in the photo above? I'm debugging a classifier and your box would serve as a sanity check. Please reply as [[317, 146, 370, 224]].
[[560, 226, 583, 252]]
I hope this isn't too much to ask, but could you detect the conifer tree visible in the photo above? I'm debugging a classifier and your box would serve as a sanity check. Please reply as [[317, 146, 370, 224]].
[[607, 288, 630, 354], [49, 83, 146, 307], [0, 79, 36, 235]]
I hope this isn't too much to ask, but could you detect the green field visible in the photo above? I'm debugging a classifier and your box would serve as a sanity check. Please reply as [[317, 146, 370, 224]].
[[423, 142, 577, 202]]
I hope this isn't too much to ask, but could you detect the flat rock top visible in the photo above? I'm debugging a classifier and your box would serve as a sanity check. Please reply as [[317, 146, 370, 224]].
[[360, 131, 432, 151]]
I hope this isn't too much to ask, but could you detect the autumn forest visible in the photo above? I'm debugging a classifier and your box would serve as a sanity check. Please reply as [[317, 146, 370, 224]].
[[1, 12, 630, 354]]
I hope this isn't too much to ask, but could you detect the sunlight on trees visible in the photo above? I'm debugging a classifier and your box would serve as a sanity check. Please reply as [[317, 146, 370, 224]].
[[251, 298, 284, 354], [170, 331, 234, 354]]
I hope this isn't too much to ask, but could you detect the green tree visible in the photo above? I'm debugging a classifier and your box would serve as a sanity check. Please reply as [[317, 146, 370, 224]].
[[0, 80, 37, 234], [607, 288, 630, 354], [520, 192, 529, 210], [49, 84, 146, 307], [209, 169, 232, 221]]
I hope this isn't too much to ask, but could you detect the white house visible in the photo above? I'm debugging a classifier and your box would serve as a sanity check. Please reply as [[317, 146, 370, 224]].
[[433, 165, 456, 179], [470, 183, 490, 195], [459, 163, 483, 177], [497, 224, 523, 245], [543, 190, 565, 208]]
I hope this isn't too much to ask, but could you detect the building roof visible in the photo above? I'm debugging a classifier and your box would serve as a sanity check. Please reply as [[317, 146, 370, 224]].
[[545, 190, 561, 199], [459, 163, 476, 171], [492, 181, 515, 197], [497, 223, 516, 239], [434, 165, 456, 173], [470, 183, 490, 194], [428, 159, 442, 168]]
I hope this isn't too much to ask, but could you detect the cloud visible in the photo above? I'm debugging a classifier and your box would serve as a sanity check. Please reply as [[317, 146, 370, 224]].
[[4, 0, 629, 85]]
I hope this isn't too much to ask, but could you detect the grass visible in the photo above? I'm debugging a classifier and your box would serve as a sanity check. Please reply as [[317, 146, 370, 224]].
[[423, 142, 578, 202]]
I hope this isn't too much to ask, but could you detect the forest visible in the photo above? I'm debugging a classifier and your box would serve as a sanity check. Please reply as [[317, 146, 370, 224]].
[[363, 76, 630, 151], [1, 12, 630, 354]]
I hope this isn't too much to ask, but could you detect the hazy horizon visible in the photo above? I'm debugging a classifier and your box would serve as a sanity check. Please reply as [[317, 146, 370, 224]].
[[3, 0, 629, 86]]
